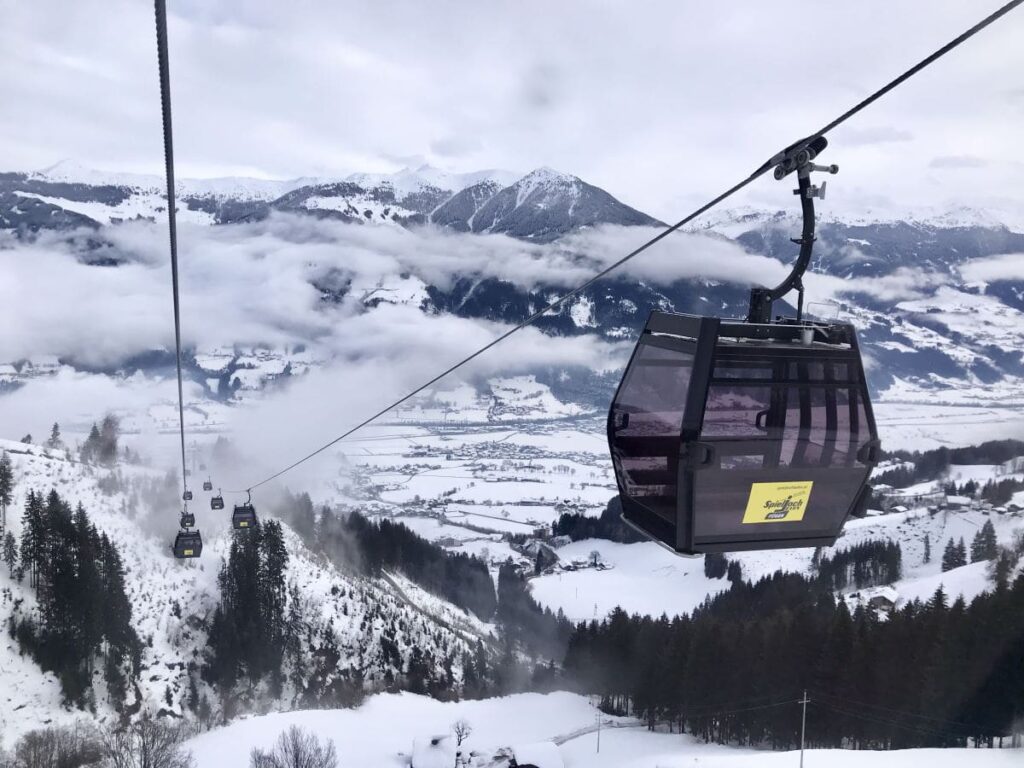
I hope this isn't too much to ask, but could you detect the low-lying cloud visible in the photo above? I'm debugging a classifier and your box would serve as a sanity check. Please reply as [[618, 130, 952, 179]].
[[960, 252, 1024, 284], [0, 214, 962, 481]]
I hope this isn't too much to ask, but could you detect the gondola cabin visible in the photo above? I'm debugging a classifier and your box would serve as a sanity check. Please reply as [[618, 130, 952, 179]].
[[211, 495, 225, 510], [203, 480, 213, 491], [173, 529, 202, 559], [608, 311, 879, 555], [180, 510, 195, 528], [232, 502, 257, 530], [183, 490, 193, 501]]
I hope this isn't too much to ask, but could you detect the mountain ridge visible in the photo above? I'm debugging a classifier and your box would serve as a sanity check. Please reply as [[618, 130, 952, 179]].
[[1, 162, 658, 240]]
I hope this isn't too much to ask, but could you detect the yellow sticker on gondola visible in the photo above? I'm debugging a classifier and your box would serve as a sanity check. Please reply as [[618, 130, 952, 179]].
[[184, 549, 194, 556], [742, 481, 813, 524]]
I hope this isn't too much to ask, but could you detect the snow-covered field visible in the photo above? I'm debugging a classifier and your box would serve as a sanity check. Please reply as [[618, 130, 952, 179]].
[[183, 690, 1022, 768], [527, 503, 1024, 622], [530, 540, 729, 621]]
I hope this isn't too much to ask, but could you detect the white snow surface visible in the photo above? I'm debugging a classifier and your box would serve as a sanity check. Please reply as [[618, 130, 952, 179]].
[[182, 691, 1021, 768], [31, 159, 307, 200], [346, 165, 520, 199], [530, 540, 729, 621]]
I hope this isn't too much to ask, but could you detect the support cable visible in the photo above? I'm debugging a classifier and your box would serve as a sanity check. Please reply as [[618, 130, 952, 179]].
[[155, 0, 190, 504]]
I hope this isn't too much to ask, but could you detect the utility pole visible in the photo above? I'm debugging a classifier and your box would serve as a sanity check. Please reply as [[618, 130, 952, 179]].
[[799, 690, 810, 768], [596, 709, 601, 754]]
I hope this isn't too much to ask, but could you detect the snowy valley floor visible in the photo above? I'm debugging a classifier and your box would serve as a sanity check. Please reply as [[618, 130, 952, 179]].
[[185, 691, 1022, 768]]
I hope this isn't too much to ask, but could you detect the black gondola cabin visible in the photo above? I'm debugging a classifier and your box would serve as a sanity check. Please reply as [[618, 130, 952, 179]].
[[232, 502, 257, 529], [203, 480, 213, 491], [173, 529, 202, 558], [180, 510, 195, 528], [211, 495, 225, 510], [608, 311, 879, 555]]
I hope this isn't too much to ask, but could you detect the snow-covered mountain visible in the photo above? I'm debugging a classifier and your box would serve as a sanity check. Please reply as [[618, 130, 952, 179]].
[[0, 439, 492, 745], [433, 167, 660, 240], [0, 161, 655, 238], [4, 159, 1024, 432]]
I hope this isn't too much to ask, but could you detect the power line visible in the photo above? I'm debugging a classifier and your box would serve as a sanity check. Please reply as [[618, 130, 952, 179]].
[[232, 0, 1024, 494], [687, 699, 804, 718], [811, 690, 984, 731], [154, 0, 190, 503], [677, 691, 804, 714], [812, 701, 971, 741]]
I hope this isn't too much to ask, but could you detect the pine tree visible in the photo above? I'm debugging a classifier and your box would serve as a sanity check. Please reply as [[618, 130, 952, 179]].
[[941, 538, 968, 572], [703, 552, 728, 579], [290, 492, 316, 541], [0, 451, 13, 531], [922, 534, 931, 564], [970, 520, 998, 562], [80, 424, 101, 464], [19, 491, 46, 588], [98, 415, 120, 467], [46, 423, 62, 450], [3, 531, 16, 577]]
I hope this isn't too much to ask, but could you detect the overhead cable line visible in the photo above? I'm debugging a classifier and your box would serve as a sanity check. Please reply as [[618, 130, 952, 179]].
[[231, 0, 1024, 494], [155, 0, 190, 501], [685, 699, 804, 718], [812, 701, 973, 741], [811, 690, 984, 731]]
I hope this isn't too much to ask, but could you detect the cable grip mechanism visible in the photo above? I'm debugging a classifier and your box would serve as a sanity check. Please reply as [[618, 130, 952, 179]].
[[747, 136, 839, 325]]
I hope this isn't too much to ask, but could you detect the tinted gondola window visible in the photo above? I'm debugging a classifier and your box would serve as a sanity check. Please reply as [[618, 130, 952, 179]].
[[610, 341, 693, 518]]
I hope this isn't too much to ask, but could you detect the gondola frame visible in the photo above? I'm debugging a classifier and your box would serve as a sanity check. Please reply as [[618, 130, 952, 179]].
[[232, 502, 258, 530], [608, 310, 880, 555], [173, 529, 203, 559]]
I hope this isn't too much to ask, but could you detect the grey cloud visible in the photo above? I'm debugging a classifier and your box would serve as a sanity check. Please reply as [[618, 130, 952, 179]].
[[2, 2, 1023, 222], [839, 126, 914, 146], [430, 135, 484, 158], [929, 155, 988, 169]]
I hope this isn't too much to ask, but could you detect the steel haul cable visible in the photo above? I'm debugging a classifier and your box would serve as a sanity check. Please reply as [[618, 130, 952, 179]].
[[214, 0, 1022, 494], [155, 0, 190, 503]]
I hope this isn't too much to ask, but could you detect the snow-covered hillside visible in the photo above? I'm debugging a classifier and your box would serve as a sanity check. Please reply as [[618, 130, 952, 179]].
[[181, 690, 1022, 768], [0, 439, 490, 748]]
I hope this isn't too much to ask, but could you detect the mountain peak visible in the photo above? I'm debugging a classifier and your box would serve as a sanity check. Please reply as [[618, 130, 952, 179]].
[[33, 159, 159, 188], [520, 166, 576, 183]]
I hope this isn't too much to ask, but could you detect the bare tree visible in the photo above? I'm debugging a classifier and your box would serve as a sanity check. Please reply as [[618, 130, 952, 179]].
[[452, 719, 472, 747], [12, 730, 57, 768], [101, 714, 194, 768], [10, 724, 103, 768], [248, 726, 337, 768]]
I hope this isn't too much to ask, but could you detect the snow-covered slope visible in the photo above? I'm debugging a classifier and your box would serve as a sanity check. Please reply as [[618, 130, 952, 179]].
[[0, 438, 490, 747], [528, 500, 1024, 623], [181, 690, 1022, 768], [458, 167, 661, 241]]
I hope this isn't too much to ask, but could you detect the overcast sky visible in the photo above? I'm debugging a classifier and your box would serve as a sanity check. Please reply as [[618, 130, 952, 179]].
[[2, 1, 1023, 220]]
